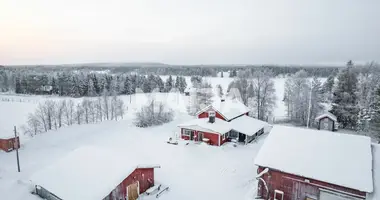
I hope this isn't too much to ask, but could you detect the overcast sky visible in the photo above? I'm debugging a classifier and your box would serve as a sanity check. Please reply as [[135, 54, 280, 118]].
[[1, 0, 379, 65]]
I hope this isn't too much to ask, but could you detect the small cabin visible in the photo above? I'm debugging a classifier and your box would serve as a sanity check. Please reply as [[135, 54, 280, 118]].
[[0, 136, 20, 152], [315, 112, 338, 131], [31, 146, 160, 200], [254, 125, 373, 200]]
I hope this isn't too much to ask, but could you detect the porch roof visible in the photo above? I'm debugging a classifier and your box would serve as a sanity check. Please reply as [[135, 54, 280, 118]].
[[229, 115, 270, 136]]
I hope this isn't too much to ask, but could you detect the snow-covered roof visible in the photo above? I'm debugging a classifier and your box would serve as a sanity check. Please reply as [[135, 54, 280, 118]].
[[315, 112, 337, 122], [30, 146, 159, 200], [369, 143, 380, 200], [254, 125, 373, 192], [196, 99, 250, 121], [178, 118, 231, 134], [229, 115, 271, 136]]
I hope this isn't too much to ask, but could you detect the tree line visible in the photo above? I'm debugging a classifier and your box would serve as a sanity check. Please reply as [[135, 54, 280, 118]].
[[22, 92, 125, 136], [284, 61, 380, 141], [0, 70, 187, 97]]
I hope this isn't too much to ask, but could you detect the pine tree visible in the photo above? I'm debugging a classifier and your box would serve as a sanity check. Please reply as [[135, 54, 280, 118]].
[[70, 76, 81, 97], [124, 75, 133, 95], [88, 78, 96, 96], [216, 84, 224, 98], [165, 75, 173, 92], [178, 77, 187, 93], [369, 86, 380, 141], [142, 77, 151, 93], [175, 76, 180, 90], [155, 75, 165, 92], [322, 74, 335, 101], [51, 77, 59, 95], [330, 61, 359, 129]]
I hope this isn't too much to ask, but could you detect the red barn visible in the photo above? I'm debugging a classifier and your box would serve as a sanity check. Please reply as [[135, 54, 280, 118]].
[[0, 136, 20, 152], [31, 146, 160, 200], [254, 125, 373, 200], [178, 99, 270, 146]]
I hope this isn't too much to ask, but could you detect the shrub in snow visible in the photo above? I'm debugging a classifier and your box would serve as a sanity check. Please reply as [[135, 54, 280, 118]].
[[134, 100, 174, 127]]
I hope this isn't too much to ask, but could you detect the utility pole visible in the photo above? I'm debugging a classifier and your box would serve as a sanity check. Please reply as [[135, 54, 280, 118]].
[[14, 126, 20, 172], [306, 80, 313, 128]]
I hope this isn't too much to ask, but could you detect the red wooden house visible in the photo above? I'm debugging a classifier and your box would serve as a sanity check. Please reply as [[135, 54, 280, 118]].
[[31, 146, 160, 200], [0, 135, 20, 152], [254, 125, 373, 200], [178, 99, 270, 146]]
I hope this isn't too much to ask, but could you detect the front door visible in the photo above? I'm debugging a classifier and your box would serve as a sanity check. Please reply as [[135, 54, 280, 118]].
[[127, 182, 139, 200], [190, 131, 195, 140], [198, 132, 204, 141]]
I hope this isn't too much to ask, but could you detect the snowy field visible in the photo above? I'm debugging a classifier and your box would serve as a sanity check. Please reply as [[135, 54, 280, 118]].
[[0, 101, 267, 200]]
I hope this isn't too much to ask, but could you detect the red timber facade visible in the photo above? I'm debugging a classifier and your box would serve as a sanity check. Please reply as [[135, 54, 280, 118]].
[[180, 128, 228, 146], [256, 166, 367, 200], [103, 168, 156, 200], [0, 136, 20, 152]]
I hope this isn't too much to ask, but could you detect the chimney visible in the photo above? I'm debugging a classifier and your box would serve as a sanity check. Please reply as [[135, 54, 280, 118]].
[[208, 111, 216, 123], [221, 98, 225, 102]]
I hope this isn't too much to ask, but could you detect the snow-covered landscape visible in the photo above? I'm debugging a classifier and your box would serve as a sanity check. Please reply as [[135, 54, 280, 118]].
[[0, 82, 267, 200], [1, 1, 380, 199]]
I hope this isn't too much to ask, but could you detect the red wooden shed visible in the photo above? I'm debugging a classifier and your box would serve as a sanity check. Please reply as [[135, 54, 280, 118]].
[[0, 136, 20, 152], [31, 146, 160, 200], [254, 125, 373, 200]]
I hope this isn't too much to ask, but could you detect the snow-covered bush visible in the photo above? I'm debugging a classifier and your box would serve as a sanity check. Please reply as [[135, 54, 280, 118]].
[[134, 100, 174, 127]]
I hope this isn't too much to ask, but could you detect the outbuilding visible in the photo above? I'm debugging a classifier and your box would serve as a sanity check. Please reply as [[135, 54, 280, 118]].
[[254, 125, 373, 200], [315, 112, 338, 131], [0, 131, 20, 152], [30, 146, 160, 200]]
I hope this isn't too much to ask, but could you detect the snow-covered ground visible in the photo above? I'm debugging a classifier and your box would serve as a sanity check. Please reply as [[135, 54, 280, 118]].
[[0, 105, 266, 200]]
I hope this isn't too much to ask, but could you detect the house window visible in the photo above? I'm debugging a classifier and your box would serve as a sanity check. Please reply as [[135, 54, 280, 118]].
[[221, 133, 225, 140], [183, 129, 192, 136], [274, 190, 284, 200]]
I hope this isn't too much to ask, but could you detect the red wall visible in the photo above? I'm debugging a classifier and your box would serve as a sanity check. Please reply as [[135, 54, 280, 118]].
[[104, 168, 155, 200], [257, 166, 366, 200], [197, 109, 226, 121], [181, 128, 221, 146], [0, 137, 20, 152]]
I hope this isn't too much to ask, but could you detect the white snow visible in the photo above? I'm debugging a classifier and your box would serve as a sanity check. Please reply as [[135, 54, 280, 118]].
[[0, 92, 266, 200], [315, 112, 337, 122], [0, 101, 37, 139], [196, 98, 250, 121], [229, 115, 271, 136], [178, 118, 231, 134], [254, 125, 373, 192], [369, 143, 380, 200], [30, 146, 158, 200]]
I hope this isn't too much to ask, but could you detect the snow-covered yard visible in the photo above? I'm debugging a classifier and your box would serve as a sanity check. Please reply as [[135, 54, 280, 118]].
[[0, 111, 266, 200]]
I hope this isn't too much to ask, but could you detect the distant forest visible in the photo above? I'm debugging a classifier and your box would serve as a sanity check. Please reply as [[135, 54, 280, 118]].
[[0, 63, 378, 97], [1, 64, 344, 77]]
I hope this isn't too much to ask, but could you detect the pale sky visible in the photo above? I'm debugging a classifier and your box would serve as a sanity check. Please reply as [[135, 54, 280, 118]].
[[1, 0, 379, 65]]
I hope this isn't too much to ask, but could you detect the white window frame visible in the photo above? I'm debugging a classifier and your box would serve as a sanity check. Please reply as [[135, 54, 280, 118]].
[[182, 129, 192, 136], [274, 189, 284, 200], [221, 133, 226, 140]]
